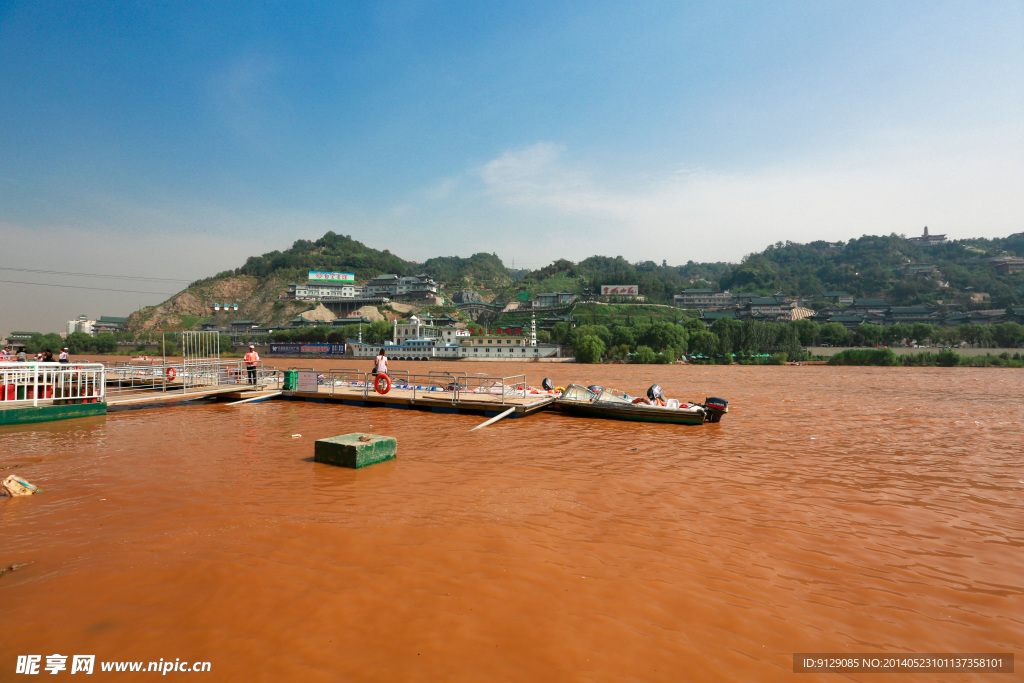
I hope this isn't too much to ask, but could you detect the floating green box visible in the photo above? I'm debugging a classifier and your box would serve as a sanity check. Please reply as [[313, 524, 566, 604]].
[[314, 433, 397, 469]]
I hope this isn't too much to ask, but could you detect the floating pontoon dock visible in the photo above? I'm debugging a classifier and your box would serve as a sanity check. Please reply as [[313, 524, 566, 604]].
[[3, 361, 558, 425], [1, 362, 107, 425], [102, 359, 272, 408], [277, 369, 556, 417]]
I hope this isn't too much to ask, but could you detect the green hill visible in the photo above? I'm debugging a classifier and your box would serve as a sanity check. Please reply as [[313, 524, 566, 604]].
[[221, 231, 412, 281], [123, 229, 1024, 336], [717, 234, 1024, 308]]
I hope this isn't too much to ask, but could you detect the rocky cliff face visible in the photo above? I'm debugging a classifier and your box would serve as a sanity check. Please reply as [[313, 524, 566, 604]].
[[451, 290, 484, 304], [124, 275, 312, 334]]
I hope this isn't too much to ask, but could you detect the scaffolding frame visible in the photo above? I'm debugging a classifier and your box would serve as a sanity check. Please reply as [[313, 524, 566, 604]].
[[181, 331, 221, 389]]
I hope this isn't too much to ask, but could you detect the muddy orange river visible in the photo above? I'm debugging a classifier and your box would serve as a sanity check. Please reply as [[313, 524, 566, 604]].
[[2, 360, 1021, 681]]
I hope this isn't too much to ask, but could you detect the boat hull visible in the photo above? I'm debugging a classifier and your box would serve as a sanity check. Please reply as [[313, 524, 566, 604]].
[[553, 400, 708, 426]]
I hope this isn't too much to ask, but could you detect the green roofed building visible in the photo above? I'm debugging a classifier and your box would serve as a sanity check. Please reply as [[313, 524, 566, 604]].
[[93, 316, 127, 333], [230, 320, 260, 333], [829, 315, 865, 330], [286, 317, 320, 328], [5, 331, 39, 348], [700, 310, 739, 328], [820, 291, 854, 304]]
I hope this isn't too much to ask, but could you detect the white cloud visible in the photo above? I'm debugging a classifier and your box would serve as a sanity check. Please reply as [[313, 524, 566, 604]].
[[472, 129, 1024, 264], [480, 142, 623, 215], [7, 126, 1020, 336], [417, 176, 462, 203]]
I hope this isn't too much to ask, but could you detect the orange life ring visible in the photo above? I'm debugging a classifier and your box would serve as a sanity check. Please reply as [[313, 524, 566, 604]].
[[166, 367, 177, 381], [632, 397, 651, 405], [374, 373, 391, 395]]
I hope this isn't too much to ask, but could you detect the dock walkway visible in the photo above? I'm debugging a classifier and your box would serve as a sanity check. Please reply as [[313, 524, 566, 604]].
[[284, 383, 555, 416], [106, 383, 271, 407], [279, 369, 556, 416], [3, 363, 560, 424]]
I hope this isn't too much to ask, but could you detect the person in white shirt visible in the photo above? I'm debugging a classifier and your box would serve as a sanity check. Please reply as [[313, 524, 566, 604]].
[[373, 349, 388, 376]]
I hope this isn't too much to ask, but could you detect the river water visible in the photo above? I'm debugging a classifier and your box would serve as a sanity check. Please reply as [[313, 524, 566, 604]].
[[2, 361, 1021, 681]]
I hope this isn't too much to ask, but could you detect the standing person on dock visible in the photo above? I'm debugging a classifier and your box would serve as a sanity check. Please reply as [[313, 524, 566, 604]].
[[244, 344, 260, 385], [58, 347, 69, 363], [373, 348, 388, 376]]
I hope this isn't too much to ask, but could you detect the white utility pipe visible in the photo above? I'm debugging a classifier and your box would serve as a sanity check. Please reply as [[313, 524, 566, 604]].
[[469, 406, 516, 431]]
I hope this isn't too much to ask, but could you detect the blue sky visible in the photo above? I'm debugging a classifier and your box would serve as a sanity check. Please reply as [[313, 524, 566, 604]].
[[2, 1, 1022, 334]]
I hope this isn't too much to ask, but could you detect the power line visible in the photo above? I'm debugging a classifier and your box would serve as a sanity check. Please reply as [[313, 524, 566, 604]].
[[0, 266, 192, 283], [0, 279, 176, 296]]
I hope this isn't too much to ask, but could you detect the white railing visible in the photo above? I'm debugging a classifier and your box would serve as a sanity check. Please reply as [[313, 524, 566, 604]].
[[104, 359, 269, 396], [0, 362, 106, 407], [304, 369, 528, 405]]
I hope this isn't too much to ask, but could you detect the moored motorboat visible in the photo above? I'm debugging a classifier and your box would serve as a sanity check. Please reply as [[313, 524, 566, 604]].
[[553, 383, 728, 425]]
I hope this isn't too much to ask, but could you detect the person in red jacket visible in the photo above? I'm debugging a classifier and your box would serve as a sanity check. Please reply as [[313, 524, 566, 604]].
[[244, 345, 260, 384]]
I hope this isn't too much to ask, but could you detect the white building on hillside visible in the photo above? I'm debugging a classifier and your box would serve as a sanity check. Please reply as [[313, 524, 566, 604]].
[[365, 274, 439, 299], [67, 315, 95, 335], [287, 281, 366, 300]]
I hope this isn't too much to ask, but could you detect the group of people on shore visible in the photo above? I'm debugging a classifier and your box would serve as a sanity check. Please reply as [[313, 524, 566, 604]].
[[1, 347, 70, 363]]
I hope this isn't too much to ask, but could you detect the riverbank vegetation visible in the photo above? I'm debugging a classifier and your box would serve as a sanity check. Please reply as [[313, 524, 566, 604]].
[[555, 317, 809, 364], [830, 348, 1024, 367], [560, 317, 1024, 366]]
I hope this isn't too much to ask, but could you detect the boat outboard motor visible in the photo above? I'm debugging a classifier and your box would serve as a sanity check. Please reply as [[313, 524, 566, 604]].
[[587, 385, 603, 395], [703, 397, 728, 423], [647, 384, 665, 403], [542, 377, 554, 391]]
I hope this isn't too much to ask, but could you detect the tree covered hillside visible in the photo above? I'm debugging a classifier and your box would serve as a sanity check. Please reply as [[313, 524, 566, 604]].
[[718, 234, 1024, 308], [185, 229, 1024, 309], [216, 231, 413, 282], [492, 256, 731, 304], [419, 253, 512, 286]]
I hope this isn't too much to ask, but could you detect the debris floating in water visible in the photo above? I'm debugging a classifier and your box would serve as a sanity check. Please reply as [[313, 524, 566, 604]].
[[291, 434, 301, 438], [1, 475, 42, 496]]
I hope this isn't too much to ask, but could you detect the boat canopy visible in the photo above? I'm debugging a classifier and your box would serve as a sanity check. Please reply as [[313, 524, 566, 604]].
[[561, 384, 639, 404], [593, 388, 634, 404], [560, 384, 596, 402]]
